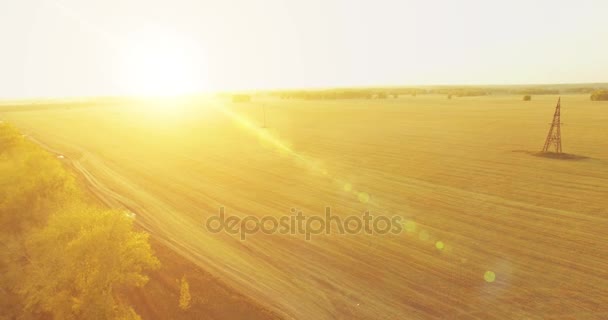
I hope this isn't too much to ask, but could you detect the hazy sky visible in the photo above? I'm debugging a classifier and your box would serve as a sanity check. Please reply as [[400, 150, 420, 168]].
[[1, 0, 607, 98]]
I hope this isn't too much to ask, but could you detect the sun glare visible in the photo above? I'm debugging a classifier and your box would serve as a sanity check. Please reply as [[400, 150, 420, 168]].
[[120, 29, 208, 97]]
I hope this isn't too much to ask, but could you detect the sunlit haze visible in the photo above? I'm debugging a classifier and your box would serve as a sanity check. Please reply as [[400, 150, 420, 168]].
[[1, 0, 607, 98], [2, 2, 608, 319]]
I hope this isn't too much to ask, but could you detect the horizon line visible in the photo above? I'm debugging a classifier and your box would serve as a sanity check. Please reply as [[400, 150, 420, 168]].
[[1, 81, 607, 102]]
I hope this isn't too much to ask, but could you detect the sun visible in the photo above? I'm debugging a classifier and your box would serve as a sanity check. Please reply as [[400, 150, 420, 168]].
[[120, 29, 208, 97]]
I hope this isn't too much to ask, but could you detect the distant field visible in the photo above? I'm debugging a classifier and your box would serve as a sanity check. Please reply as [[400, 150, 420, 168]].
[[2, 94, 608, 319]]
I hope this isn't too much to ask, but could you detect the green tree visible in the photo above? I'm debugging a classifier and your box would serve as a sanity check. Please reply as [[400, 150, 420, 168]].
[[20, 205, 160, 319], [0, 125, 77, 235], [0, 150, 77, 234]]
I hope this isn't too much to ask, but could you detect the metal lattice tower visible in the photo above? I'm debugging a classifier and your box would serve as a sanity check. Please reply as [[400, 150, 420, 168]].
[[541, 97, 563, 153]]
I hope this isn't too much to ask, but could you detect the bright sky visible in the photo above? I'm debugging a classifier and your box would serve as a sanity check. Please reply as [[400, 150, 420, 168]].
[[1, 0, 607, 98]]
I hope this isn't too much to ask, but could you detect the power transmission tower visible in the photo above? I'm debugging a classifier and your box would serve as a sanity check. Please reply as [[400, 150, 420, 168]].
[[541, 97, 563, 153]]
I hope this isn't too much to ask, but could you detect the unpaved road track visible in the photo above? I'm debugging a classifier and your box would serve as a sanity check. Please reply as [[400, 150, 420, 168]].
[[4, 94, 608, 319]]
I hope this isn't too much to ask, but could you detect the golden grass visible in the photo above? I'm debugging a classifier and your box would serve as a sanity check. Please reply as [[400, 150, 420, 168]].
[[2, 94, 608, 319]]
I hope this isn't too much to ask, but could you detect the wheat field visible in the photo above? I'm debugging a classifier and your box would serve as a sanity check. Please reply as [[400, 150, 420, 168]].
[[2, 94, 607, 319]]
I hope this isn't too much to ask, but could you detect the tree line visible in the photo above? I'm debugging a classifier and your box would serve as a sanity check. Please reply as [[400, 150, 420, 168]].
[[0, 124, 159, 319], [257, 85, 608, 101]]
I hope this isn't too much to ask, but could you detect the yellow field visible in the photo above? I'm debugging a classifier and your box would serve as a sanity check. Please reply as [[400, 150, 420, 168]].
[[2, 94, 608, 319]]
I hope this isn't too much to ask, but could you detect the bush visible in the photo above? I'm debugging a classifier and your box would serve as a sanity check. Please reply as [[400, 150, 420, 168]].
[[179, 276, 192, 310], [523, 95, 532, 101]]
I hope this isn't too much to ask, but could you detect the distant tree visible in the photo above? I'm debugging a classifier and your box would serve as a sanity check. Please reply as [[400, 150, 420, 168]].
[[563, 87, 594, 94], [523, 95, 532, 101], [20, 206, 160, 320], [447, 94, 452, 100], [179, 276, 192, 310], [590, 90, 608, 101]]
